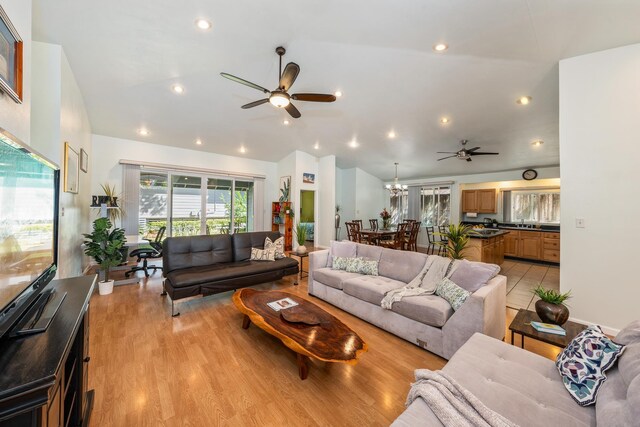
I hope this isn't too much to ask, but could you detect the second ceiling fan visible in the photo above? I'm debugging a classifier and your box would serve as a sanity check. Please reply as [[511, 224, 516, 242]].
[[220, 46, 336, 119], [437, 140, 499, 162]]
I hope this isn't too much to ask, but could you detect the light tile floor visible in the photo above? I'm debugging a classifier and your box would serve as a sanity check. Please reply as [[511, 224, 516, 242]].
[[500, 259, 560, 311]]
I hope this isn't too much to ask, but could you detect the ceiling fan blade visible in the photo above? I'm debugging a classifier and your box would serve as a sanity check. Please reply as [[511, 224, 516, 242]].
[[279, 62, 300, 91], [220, 72, 270, 94], [285, 102, 301, 118], [466, 158, 472, 162], [437, 155, 458, 161], [241, 99, 269, 109], [468, 152, 499, 156], [291, 93, 336, 102], [466, 147, 481, 152], [437, 152, 458, 154]]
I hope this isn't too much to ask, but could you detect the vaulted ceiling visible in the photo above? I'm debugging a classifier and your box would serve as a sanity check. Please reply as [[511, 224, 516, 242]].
[[32, 0, 640, 180]]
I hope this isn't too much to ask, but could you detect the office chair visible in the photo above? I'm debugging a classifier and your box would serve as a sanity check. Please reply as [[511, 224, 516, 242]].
[[126, 226, 166, 278]]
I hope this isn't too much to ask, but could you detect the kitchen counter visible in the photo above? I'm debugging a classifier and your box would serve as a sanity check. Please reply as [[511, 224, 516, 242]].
[[498, 226, 559, 233], [468, 229, 511, 239]]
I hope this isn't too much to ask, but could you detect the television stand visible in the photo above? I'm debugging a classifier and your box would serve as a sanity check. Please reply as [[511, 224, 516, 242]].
[[10, 289, 67, 337], [0, 275, 95, 427]]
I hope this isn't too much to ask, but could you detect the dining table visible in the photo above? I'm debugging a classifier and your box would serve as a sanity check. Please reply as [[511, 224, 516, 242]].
[[358, 228, 397, 245]]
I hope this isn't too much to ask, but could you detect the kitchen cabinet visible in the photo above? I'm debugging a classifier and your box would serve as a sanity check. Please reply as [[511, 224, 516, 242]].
[[461, 189, 497, 213], [466, 233, 507, 265], [502, 229, 559, 263]]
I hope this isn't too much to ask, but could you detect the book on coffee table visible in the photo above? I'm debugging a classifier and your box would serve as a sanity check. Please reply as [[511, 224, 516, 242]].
[[530, 321, 566, 336], [267, 297, 299, 311]]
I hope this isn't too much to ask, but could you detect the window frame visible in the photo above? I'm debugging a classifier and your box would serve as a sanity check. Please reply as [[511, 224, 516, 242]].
[[508, 188, 560, 225]]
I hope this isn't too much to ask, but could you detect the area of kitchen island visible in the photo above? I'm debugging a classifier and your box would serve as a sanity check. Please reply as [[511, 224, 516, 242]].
[[465, 229, 510, 265]]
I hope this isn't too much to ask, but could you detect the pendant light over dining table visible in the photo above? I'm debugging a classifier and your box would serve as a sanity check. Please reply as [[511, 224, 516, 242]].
[[386, 163, 408, 196]]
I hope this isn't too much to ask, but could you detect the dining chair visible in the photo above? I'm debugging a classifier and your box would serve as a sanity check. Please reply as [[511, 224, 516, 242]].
[[425, 226, 438, 255], [380, 222, 409, 250], [404, 221, 422, 252], [369, 219, 379, 231], [346, 222, 363, 243], [438, 225, 449, 256], [353, 219, 364, 230]]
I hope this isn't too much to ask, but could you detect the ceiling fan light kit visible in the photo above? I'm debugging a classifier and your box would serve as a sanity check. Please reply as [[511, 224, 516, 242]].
[[221, 46, 336, 119]]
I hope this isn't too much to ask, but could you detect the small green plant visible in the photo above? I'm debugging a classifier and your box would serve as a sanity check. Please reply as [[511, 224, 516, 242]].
[[436, 223, 473, 259], [83, 217, 126, 282], [294, 222, 308, 246], [533, 286, 571, 305]]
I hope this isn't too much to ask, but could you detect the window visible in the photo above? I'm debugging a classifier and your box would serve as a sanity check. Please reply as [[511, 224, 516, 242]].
[[420, 186, 451, 227], [508, 189, 560, 224], [389, 189, 408, 224], [139, 172, 168, 239]]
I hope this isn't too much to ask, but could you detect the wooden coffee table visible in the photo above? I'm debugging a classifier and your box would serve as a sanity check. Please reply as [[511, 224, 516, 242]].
[[509, 309, 588, 349], [232, 289, 368, 380]]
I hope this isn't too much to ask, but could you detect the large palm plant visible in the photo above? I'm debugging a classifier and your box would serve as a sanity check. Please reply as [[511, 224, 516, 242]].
[[436, 223, 474, 259]]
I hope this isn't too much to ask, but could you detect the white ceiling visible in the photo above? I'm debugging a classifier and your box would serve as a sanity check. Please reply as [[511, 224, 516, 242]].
[[32, 0, 640, 180]]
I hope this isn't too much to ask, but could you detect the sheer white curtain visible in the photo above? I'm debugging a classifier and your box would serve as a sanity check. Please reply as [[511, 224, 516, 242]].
[[122, 164, 140, 235]]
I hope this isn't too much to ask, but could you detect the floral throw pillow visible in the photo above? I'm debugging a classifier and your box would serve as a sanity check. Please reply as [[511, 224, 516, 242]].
[[264, 236, 285, 259], [358, 259, 379, 276], [332, 256, 350, 271], [556, 326, 626, 406], [345, 257, 363, 273], [250, 247, 276, 262], [435, 277, 471, 311]]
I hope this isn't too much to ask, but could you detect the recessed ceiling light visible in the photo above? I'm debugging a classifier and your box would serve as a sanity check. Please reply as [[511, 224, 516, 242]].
[[387, 131, 396, 139], [195, 19, 212, 30], [283, 119, 290, 125], [314, 142, 320, 150], [349, 140, 359, 148], [334, 91, 343, 98], [172, 84, 184, 94], [516, 96, 532, 105], [433, 43, 448, 52], [440, 117, 450, 124], [195, 139, 203, 145], [239, 146, 246, 154], [532, 140, 544, 147], [138, 128, 149, 136]]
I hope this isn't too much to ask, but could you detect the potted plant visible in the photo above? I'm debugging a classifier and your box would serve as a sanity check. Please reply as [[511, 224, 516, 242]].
[[380, 208, 392, 229], [532, 286, 572, 325], [294, 222, 308, 254], [437, 223, 473, 259], [83, 217, 126, 295]]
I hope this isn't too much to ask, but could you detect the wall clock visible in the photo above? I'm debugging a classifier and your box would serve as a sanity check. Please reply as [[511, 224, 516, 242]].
[[522, 169, 538, 180]]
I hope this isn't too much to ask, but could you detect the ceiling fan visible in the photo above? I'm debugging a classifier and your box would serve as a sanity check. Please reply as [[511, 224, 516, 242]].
[[437, 140, 499, 162], [220, 46, 336, 119]]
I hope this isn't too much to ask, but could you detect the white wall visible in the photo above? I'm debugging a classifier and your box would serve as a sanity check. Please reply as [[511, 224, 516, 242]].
[[355, 167, 386, 221], [317, 155, 336, 247], [30, 43, 93, 279], [0, 0, 31, 143], [91, 134, 278, 230], [559, 43, 640, 332]]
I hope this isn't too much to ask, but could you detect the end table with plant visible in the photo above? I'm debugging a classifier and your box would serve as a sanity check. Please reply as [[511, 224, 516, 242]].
[[83, 217, 126, 295], [532, 285, 572, 325], [294, 222, 309, 254]]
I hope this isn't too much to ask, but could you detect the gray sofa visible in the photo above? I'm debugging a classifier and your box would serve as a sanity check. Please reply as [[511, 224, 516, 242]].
[[308, 242, 507, 360], [393, 321, 640, 426]]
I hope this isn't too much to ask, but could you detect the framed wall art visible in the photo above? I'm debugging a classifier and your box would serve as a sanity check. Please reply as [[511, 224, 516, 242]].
[[0, 5, 23, 103], [64, 142, 79, 193], [303, 173, 315, 184], [80, 148, 88, 173]]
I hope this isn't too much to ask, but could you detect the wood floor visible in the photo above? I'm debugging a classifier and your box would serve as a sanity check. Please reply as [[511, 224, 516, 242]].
[[87, 259, 561, 426]]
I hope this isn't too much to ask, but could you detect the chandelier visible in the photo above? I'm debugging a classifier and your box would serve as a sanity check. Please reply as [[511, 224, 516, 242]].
[[386, 162, 408, 196]]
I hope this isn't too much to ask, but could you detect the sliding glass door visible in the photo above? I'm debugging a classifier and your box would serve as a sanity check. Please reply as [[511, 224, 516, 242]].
[[139, 169, 254, 237]]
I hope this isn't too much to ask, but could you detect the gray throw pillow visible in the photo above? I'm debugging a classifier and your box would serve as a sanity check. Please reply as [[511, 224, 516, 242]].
[[448, 259, 500, 293], [435, 277, 471, 311], [264, 236, 285, 259]]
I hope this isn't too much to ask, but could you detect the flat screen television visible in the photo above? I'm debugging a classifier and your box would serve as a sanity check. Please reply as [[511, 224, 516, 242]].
[[0, 129, 59, 340]]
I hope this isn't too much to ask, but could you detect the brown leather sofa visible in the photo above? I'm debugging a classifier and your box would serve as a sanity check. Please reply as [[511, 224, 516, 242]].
[[162, 231, 299, 316]]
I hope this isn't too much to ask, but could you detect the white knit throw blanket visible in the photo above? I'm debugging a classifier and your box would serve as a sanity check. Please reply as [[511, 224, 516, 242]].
[[380, 256, 456, 309], [407, 370, 518, 427]]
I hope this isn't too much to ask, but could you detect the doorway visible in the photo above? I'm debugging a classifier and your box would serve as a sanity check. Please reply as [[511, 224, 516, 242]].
[[299, 190, 315, 244]]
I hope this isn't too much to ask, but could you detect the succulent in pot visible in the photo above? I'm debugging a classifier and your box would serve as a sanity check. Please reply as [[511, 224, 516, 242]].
[[532, 285, 572, 325]]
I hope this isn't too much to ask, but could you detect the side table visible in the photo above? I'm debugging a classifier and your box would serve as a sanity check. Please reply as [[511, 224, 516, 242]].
[[286, 251, 309, 285], [508, 309, 587, 349]]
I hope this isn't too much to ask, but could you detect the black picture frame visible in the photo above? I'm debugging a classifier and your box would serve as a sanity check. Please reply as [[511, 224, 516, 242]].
[[80, 148, 88, 173], [0, 5, 23, 103]]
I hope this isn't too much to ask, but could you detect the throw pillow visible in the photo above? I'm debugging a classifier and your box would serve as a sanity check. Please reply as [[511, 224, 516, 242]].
[[332, 256, 350, 271], [264, 236, 285, 259], [327, 241, 357, 267], [556, 325, 626, 406], [345, 257, 363, 273], [435, 277, 471, 311], [250, 247, 276, 262], [358, 259, 379, 276], [448, 259, 500, 293]]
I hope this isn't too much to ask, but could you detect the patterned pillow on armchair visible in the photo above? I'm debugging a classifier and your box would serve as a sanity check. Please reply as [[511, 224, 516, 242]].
[[556, 325, 625, 406]]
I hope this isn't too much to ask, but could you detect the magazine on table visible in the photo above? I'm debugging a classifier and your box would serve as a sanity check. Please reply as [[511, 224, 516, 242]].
[[267, 297, 299, 311], [530, 321, 566, 336]]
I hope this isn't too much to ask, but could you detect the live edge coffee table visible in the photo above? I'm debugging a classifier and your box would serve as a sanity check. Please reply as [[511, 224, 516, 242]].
[[232, 289, 368, 380]]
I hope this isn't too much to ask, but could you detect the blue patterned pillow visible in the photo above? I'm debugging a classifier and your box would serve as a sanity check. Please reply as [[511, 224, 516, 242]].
[[435, 277, 470, 311], [556, 325, 626, 406]]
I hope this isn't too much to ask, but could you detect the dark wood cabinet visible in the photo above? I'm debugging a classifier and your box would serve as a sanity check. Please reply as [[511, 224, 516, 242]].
[[0, 275, 95, 427]]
